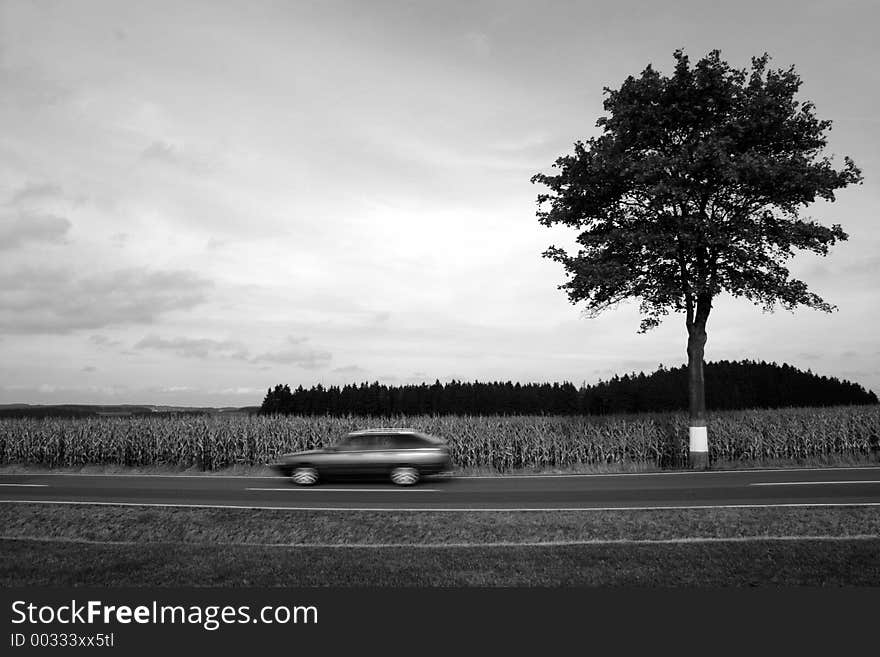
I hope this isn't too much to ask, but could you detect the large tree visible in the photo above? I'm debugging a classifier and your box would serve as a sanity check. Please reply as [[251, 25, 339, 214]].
[[531, 50, 862, 467]]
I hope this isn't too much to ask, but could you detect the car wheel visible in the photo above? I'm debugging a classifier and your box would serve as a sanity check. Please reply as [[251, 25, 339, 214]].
[[291, 466, 319, 486], [390, 466, 419, 486]]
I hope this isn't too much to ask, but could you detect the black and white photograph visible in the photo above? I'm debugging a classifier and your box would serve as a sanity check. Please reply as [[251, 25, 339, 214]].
[[1, 0, 878, 649]]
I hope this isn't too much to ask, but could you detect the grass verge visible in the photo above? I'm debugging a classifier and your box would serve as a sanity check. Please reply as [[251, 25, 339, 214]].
[[2, 503, 880, 586], [3, 537, 879, 586], [3, 504, 880, 545]]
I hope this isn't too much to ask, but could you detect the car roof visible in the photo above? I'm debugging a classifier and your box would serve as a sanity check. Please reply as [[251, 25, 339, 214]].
[[345, 428, 445, 444]]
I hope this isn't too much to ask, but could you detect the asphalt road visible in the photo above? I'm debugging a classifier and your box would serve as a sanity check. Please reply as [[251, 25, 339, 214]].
[[2, 466, 880, 510]]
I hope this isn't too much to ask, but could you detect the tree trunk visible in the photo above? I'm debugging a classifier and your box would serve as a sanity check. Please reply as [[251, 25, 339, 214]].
[[686, 321, 709, 469]]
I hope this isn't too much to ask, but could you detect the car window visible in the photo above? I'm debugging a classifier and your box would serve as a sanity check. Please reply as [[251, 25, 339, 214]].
[[360, 434, 398, 450], [335, 434, 392, 450], [334, 435, 367, 450], [336, 432, 436, 450], [389, 434, 428, 449]]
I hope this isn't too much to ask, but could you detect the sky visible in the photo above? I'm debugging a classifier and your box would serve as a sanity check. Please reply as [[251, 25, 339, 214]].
[[1, 0, 878, 407]]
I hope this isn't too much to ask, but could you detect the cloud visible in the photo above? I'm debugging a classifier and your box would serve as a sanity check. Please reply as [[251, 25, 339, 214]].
[[7, 183, 65, 206], [0, 212, 72, 250], [332, 365, 369, 375], [140, 140, 212, 173], [842, 255, 880, 277], [463, 31, 490, 56], [0, 65, 71, 109], [0, 383, 129, 399], [0, 268, 213, 334], [251, 340, 332, 369], [488, 133, 552, 154], [132, 333, 332, 369], [89, 334, 123, 347], [81, 365, 97, 372], [211, 386, 265, 396], [1, 183, 80, 252], [141, 141, 180, 165], [135, 335, 249, 360]]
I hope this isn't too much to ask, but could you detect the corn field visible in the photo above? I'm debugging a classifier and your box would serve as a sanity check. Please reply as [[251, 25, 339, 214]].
[[0, 405, 878, 471]]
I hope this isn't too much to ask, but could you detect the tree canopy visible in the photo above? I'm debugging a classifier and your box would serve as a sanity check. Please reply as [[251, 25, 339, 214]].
[[258, 363, 877, 417], [531, 50, 862, 332]]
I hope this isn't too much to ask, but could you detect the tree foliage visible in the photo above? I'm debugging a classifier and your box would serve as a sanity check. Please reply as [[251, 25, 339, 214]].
[[258, 362, 877, 417], [531, 50, 862, 332]]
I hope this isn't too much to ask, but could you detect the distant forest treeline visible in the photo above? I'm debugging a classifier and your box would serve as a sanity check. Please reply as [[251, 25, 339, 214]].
[[0, 405, 257, 419], [261, 360, 878, 416]]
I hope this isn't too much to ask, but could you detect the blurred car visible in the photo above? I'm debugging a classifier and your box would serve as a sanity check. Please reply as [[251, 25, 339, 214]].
[[272, 428, 453, 486]]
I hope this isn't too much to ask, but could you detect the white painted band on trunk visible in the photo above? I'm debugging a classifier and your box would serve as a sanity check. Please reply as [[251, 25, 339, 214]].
[[689, 426, 708, 453]]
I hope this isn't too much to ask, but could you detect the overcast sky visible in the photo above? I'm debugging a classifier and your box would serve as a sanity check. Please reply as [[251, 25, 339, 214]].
[[1, 0, 877, 407]]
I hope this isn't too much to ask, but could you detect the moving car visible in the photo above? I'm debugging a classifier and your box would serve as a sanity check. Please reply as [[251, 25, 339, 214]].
[[272, 428, 453, 486]]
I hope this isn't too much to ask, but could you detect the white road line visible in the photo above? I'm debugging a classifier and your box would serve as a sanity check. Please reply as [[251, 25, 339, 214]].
[[751, 480, 880, 487], [3, 499, 880, 512], [245, 487, 438, 492], [2, 534, 879, 549], [0, 483, 48, 487]]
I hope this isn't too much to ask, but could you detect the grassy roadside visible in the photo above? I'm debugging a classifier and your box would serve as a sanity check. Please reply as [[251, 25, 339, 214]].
[[2, 503, 880, 586], [3, 537, 879, 586], [4, 504, 880, 545]]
